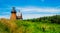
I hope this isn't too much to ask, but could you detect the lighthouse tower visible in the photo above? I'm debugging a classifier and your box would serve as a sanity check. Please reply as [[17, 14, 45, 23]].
[[10, 7, 17, 20]]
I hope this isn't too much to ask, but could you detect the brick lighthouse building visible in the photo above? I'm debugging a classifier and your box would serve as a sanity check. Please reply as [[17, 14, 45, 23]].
[[10, 7, 23, 20]]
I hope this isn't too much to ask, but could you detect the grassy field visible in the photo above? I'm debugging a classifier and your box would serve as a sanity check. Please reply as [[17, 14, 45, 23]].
[[0, 19, 60, 33]]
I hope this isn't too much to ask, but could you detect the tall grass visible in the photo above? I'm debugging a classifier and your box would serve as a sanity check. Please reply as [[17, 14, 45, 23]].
[[0, 19, 60, 33]]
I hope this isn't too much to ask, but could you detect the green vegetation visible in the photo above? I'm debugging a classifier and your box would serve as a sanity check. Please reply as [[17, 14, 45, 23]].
[[0, 15, 60, 33], [26, 15, 60, 24]]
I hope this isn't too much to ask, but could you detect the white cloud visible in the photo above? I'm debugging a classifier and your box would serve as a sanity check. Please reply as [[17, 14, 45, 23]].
[[0, 15, 10, 19], [1, 12, 10, 15], [16, 6, 60, 13], [23, 14, 56, 19]]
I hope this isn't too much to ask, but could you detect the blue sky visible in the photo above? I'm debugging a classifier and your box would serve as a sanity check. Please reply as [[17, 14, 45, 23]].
[[0, 0, 60, 19]]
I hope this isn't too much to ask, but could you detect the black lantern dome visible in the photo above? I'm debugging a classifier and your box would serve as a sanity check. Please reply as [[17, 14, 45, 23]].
[[11, 7, 16, 13]]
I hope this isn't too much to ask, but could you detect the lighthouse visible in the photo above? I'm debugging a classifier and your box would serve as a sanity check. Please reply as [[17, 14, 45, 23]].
[[10, 7, 17, 20], [10, 7, 23, 20]]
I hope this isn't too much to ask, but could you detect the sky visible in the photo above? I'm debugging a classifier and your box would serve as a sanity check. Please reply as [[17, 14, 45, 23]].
[[0, 0, 60, 19]]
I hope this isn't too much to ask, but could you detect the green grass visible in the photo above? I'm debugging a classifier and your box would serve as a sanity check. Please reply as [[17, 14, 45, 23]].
[[15, 20, 60, 33], [0, 20, 60, 33]]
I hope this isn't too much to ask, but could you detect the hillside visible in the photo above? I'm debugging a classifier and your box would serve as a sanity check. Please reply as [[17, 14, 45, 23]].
[[0, 15, 60, 33], [26, 15, 60, 24]]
